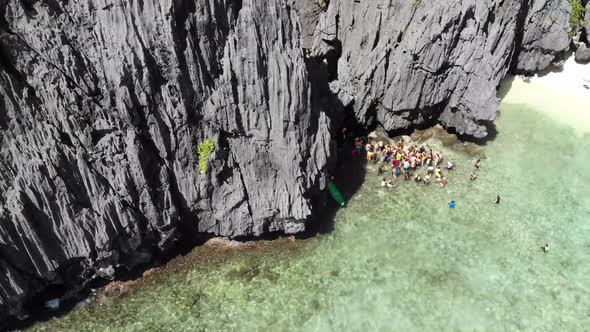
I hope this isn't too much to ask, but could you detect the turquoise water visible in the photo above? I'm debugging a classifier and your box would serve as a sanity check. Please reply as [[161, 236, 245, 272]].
[[31, 88, 590, 331]]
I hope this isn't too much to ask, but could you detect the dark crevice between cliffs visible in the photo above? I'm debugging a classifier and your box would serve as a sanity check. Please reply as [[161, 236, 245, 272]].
[[509, 0, 530, 74], [302, 44, 367, 236]]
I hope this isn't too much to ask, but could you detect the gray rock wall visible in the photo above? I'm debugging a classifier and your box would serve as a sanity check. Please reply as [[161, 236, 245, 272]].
[[0, 0, 576, 322], [311, 0, 571, 138], [0, 0, 332, 318], [516, 0, 571, 71]]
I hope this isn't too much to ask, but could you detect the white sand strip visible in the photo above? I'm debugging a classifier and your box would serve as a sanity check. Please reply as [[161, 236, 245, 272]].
[[500, 56, 590, 134]]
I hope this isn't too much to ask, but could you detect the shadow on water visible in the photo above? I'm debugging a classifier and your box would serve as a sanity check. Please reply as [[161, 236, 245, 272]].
[[306, 140, 368, 236], [497, 76, 515, 101], [300, 48, 369, 236]]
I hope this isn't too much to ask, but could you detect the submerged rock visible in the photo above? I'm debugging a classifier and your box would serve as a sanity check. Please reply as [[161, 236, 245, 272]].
[[99, 280, 140, 299], [0, 0, 578, 323]]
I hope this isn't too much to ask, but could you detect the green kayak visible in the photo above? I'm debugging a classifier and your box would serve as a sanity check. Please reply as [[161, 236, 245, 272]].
[[328, 181, 346, 206]]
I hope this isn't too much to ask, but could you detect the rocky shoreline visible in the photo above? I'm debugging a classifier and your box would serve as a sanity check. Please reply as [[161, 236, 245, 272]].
[[95, 237, 303, 301], [1, 0, 589, 325], [4, 236, 306, 331]]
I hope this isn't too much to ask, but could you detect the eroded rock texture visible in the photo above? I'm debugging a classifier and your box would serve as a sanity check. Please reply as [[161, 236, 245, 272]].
[[516, 0, 571, 71], [576, 2, 590, 61], [0, 0, 576, 322], [312, 0, 571, 138], [0, 0, 332, 319]]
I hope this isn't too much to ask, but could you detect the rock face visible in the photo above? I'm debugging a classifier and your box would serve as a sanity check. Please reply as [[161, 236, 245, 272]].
[[516, 0, 571, 72], [0, 0, 576, 323], [311, 0, 571, 138], [0, 0, 332, 320]]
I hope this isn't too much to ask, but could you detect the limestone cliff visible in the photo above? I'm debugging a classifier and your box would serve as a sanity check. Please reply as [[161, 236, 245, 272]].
[[311, 0, 571, 138], [0, 0, 582, 322]]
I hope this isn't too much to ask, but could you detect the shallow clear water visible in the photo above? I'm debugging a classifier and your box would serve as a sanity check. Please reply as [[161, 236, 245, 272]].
[[31, 80, 590, 331]]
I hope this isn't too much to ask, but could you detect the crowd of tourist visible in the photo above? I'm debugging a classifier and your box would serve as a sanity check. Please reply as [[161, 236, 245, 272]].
[[340, 129, 551, 251], [349, 136, 484, 190]]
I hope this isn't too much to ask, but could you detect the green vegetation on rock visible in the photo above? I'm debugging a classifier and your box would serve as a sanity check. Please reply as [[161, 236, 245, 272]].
[[569, 0, 586, 33], [197, 139, 215, 174]]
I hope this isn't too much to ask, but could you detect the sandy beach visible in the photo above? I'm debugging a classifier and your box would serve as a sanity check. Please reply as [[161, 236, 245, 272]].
[[501, 56, 590, 134]]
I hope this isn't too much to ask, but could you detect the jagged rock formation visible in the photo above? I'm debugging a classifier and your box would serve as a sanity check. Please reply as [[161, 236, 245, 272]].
[[516, 0, 571, 71], [0, 0, 332, 321], [0, 0, 579, 323], [311, 0, 572, 138]]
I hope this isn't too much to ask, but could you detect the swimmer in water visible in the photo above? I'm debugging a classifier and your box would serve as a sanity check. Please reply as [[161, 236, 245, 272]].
[[470, 171, 477, 181], [381, 178, 387, 187], [542, 243, 549, 253], [440, 177, 447, 187], [475, 159, 481, 169], [494, 195, 501, 204], [404, 172, 410, 181]]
